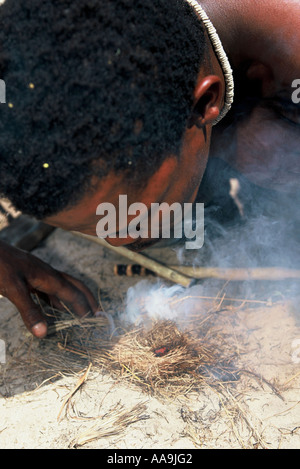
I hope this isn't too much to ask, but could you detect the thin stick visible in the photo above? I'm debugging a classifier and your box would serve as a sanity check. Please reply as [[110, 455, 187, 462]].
[[169, 266, 300, 281], [72, 232, 192, 288], [114, 263, 300, 281], [70, 402, 148, 448], [282, 371, 300, 388], [73, 232, 300, 283], [48, 317, 108, 335], [121, 363, 151, 388], [57, 362, 92, 422], [240, 369, 284, 401], [169, 295, 272, 306]]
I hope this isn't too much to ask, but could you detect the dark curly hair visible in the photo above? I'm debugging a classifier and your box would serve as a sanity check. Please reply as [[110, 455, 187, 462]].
[[0, 0, 206, 218]]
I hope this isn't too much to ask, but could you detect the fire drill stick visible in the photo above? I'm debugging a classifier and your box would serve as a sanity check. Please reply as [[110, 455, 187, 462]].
[[72, 232, 192, 288], [165, 266, 300, 281], [114, 264, 155, 277], [113, 264, 300, 281]]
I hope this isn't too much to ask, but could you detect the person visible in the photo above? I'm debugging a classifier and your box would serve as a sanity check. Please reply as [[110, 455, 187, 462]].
[[0, 0, 299, 338]]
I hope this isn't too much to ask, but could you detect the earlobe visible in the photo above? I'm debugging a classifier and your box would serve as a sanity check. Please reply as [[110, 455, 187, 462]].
[[187, 75, 224, 128]]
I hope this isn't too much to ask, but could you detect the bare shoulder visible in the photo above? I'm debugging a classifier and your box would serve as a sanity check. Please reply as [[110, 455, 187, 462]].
[[242, 0, 300, 41], [237, 0, 300, 84], [242, 0, 300, 21]]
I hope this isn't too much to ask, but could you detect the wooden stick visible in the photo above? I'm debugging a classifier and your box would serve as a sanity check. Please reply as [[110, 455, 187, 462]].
[[113, 264, 300, 281], [72, 232, 192, 288], [72, 232, 300, 283], [168, 266, 300, 281]]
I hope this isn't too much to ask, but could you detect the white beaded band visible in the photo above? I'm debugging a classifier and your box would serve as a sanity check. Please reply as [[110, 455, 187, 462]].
[[185, 0, 234, 125]]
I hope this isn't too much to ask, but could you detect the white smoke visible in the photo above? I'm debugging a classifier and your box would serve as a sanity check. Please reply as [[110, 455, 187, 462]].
[[123, 280, 185, 324], [121, 167, 300, 326]]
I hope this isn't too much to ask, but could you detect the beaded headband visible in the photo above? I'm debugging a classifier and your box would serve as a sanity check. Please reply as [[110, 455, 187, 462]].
[[185, 0, 234, 124]]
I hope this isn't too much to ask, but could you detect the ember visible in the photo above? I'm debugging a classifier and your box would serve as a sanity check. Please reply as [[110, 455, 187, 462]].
[[154, 346, 169, 357], [106, 320, 217, 397]]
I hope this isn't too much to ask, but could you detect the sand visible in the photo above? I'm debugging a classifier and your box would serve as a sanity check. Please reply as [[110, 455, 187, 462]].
[[0, 228, 299, 449]]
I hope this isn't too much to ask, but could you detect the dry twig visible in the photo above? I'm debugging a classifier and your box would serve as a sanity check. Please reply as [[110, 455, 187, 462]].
[[70, 402, 149, 448], [57, 363, 92, 422], [72, 232, 192, 287]]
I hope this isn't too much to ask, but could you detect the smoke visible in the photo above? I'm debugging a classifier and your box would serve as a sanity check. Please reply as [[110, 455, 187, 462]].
[[124, 281, 185, 324], [123, 280, 222, 326], [121, 157, 300, 326]]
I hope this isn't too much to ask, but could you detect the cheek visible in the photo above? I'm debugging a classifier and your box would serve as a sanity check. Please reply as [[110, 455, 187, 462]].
[[169, 166, 205, 206], [180, 127, 210, 192]]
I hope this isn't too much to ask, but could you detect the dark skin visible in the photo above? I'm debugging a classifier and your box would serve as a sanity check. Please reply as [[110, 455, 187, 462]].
[[201, 0, 300, 191], [0, 240, 98, 337], [0, 0, 299, 338]]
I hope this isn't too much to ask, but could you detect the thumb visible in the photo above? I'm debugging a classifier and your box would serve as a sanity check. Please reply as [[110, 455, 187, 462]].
[[11, 286, 48, 338]]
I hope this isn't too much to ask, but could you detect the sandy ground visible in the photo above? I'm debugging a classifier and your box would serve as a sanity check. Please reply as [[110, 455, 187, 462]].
[[0, 227, 299, 449]]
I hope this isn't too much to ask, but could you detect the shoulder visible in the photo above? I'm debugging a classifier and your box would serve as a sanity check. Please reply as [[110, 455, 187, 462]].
[[237, 0, 300, 85], [241, 0, 300, 48]]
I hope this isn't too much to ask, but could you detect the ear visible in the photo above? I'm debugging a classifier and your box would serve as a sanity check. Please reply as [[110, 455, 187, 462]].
[[187, 75, 224, 129]]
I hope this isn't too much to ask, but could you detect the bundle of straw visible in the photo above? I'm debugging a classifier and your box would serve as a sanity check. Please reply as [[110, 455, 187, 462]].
[[106, 320, 216, 397], [45, 315, 238, 398]]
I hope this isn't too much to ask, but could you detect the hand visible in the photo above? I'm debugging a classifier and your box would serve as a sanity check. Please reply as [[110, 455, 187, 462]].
[[0, 240, 98, 338]]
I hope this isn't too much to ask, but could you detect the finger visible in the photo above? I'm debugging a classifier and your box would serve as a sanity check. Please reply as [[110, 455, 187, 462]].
[[30, 269, 97, 318], [11, 286, 47, 338], [60, 272, 98, 314], [30, 289, 65, 313], [48, 294, 67, 312]]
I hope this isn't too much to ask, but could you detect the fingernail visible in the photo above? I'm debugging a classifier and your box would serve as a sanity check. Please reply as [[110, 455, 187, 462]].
[[32, 322, 47, 338]]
